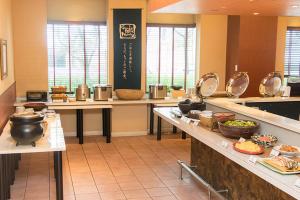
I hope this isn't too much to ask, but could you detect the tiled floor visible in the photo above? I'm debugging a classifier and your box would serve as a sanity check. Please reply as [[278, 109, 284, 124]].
[[10, 134, 218, 200]]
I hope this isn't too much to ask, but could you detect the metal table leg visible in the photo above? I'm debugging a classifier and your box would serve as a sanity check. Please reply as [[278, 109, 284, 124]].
[[172, 126, 177, 134], [102, 109, 107, 137], [105, 108, 111, 143], [77, 109, 84, 144], [182, 131, 187, 139], [76, 110, 80, 138], [54, 151, 63, 200], [157, 116, 162, 140], [150, 104, 154, 134]]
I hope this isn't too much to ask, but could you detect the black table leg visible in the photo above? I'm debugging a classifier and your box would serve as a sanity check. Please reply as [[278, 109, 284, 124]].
[[102, 109, 107, 137], [77, 109, 84, 144], [157, 116, 162, 140], [182, 131, 187, 139], [105, 108, 111, 143], [150, 104, 154, 135], [172, 126, 177, 134], [76, 110, 80, 138], [54, 151, 63, 200]]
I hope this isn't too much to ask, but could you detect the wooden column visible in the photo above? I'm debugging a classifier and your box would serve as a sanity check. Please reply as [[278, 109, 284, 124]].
[[226, 16, 278, 97]]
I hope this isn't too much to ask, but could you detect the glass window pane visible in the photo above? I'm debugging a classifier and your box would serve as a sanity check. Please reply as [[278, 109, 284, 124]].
[[186, 28, 196, 89], [160, 27, 173, 87], [173, 28, 186, 87], [54, 24, 70, 91], [146, 27, 160, 91]]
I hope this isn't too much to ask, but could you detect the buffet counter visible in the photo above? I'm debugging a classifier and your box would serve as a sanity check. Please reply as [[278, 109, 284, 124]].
[[0, 114, 66, 200], [154, 107, 300, 199]]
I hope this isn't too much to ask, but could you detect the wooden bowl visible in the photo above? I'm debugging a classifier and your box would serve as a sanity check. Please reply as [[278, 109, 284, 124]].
[[115, 89, 145, 100], [24, 103, 47, 111], [218, 120, 260, 139]]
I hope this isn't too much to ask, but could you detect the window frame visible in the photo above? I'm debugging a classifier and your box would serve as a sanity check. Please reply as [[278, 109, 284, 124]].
[[145, 23, 197, 92], [47, 20, 108, 92], [284, 26, 300, 77]]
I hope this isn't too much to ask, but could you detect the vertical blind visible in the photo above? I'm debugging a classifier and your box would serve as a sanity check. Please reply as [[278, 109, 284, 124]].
[[285, 27, 300, 76], [47, 23, 108, 92], [146, 24, 197, 91]]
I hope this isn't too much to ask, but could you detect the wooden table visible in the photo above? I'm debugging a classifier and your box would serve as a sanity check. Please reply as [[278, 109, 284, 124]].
[[0, 114, 66, 200]]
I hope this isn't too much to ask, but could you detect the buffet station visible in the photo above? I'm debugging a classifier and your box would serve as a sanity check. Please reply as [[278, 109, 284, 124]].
[[0, 111, 66, 200], [154, 72, 300, 199]]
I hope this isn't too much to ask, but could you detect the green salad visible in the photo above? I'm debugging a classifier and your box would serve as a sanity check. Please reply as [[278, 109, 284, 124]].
[[223, 120, 256, 127]]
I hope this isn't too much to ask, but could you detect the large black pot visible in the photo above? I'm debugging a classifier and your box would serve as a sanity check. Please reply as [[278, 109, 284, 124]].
[[10, 113, 45, 147]]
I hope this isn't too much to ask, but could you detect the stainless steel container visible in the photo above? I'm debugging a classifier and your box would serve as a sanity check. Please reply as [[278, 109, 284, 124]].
[[149, 84, 168, 99], [93, 85, 112, 101], [76, 84, 90, 101]]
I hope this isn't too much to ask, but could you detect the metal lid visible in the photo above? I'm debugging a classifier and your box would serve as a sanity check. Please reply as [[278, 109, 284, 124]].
[[12, 112, 43, 119], [94, 84, 112, 88], [226, 72, 249, 97], [196, 73, 219, 97], [259, 72, 282, 97]]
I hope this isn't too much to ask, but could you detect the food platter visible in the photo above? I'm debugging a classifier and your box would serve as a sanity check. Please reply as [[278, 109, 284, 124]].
[[259, 157, 300, 175], [251, 134, 278, 148], [273, 145, 300, 157], [233, 141, 264, 155]]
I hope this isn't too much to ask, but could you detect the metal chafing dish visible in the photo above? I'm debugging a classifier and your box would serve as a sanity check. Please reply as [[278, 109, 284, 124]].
[[196, 73, 219, 102], [226, 72, 249, 98], [259, 72, 282, 97]]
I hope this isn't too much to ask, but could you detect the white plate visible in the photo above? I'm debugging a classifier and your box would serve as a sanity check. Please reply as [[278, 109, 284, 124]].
[[273, 145, 300, 157]]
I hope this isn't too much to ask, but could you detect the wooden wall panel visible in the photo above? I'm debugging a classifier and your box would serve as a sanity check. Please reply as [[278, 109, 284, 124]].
[[239, 16, 278, 97], [225, 15, 240, 83], [226, 16, 278, 97], [0, 83, 16, 134]]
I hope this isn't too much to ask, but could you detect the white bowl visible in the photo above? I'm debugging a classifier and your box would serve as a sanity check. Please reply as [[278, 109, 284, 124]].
[[273, 145, 300, 157]]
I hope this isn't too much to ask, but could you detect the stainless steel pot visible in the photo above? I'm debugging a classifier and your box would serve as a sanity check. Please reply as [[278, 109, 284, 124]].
[[76, 84, 90, 101], [149, 84, 168, 99], [93, 84, 112, 101]]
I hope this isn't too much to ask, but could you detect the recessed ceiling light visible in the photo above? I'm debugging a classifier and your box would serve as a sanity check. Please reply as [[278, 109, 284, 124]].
[[249, 0, 255, 2], [292, 5, 299, 8], [221, 6, 227, 9], [253, 12, 260, 15]]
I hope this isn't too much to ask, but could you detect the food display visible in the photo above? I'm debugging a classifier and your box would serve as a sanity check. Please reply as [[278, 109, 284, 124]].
[[223, 120, 256, 127], [259, 156, 300, 174], [51, 86, 67, 94], [233, 141, 264, 155], [212, 112, 235, 131], [218, 119, 259, 139], [51, 94, 68, 102], [273, 145, 300, 157], [251, 134, 278, 147], [24, 103, 47, 111]]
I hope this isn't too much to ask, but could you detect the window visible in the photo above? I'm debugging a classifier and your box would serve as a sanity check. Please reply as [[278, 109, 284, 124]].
[[285, 27, 300, 76], [47, 22, 108, 92], [146, 24, 197, 91]]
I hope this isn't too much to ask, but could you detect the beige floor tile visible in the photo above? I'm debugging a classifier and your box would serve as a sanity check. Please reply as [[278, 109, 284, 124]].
[[123, 189, 150, 199], [11, 136, 212, 200], [146, 187, 172, 197]]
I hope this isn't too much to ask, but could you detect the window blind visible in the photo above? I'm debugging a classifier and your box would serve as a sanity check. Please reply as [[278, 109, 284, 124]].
[[285, 27, 300, 76], [47, 23, 108, 92], [146, 24, 197, 91]]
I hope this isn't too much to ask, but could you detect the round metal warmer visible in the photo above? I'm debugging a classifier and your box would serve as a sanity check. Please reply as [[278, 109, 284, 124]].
[[226, 72, 249, 98], [259, 72, 282, 97]]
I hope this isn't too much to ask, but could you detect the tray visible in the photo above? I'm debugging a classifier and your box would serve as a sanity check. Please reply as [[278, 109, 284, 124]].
[[258, 158, 300, 175]]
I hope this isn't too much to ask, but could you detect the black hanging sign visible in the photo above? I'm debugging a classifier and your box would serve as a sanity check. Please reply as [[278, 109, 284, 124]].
[[113, 9, 142, 89]]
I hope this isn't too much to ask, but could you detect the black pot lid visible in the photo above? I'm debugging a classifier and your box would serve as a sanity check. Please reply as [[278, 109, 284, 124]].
[[196, 73, 219, 97], [259, 72, 282, 97], [226, 72, 249, 97]]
